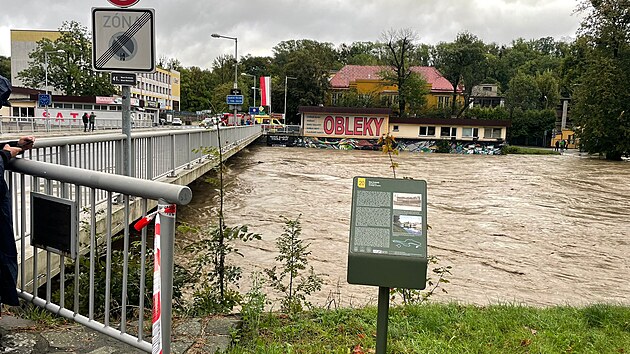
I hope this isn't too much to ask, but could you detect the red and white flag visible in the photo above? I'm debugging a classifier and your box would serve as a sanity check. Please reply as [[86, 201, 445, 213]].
[[260, 76, 271, 108]]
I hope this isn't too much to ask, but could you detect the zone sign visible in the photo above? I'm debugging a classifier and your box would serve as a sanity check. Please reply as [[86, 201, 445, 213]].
[[92, 8, 155, 72], [107, 0, 140, 8]]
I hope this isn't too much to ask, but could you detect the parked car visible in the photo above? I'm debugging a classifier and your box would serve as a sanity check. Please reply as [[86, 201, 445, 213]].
[[200, 117, 219, 128], [172, 118, 182, 126]]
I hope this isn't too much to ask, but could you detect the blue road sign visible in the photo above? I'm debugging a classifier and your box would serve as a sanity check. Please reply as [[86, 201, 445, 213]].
[[226, 95, 244, 105], [38, 94, 52, 107], [249, 106, 259, 115]]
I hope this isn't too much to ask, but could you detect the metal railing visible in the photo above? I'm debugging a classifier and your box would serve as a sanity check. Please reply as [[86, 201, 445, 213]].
[[2, 125, 261, 352], [7, 158, 192, 353], [0, 116, 154, 134], [261, 124, 301, 135]]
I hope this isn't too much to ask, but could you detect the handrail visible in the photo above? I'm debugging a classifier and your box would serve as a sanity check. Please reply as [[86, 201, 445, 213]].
[[8, 158, 192, 205]]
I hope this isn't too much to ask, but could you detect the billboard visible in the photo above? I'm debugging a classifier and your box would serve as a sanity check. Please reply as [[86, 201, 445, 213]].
[[302, 113, 388, 139]]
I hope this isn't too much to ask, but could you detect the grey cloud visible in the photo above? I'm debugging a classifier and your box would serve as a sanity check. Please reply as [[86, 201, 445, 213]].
[[1, 0, 583, 68]]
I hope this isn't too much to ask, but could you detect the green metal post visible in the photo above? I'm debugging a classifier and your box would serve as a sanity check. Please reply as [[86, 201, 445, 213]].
[[376, 286, 389, 353]]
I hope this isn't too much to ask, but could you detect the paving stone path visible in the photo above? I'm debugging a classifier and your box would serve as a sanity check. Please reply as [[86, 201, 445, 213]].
[[0, 314, 240, 354]]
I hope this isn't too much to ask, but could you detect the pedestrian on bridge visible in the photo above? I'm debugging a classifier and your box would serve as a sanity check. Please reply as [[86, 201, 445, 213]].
[[1, 135, 35, 309], [89, 112, 96, 132], [82, 112, 89, 132]]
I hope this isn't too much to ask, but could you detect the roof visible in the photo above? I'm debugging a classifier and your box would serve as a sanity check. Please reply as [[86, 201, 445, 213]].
[[330, 65, 457, 92], [299, 106, 392, 115]]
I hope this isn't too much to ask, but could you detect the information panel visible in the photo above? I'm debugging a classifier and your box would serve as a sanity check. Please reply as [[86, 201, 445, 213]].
[[31, 193, 77, 259], [347, 176, 428, 289]]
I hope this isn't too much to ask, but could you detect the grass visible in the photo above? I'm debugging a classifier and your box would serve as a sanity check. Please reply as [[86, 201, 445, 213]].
[[503, 146, 560, 155], [225, 303, 630, 353]]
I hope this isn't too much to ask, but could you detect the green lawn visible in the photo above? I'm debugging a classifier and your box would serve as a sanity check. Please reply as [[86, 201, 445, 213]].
[[226, 303, 630, 353]]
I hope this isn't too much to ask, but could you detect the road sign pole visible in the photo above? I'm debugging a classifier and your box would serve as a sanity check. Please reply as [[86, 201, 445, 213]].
[[122, 85, 132, 176]]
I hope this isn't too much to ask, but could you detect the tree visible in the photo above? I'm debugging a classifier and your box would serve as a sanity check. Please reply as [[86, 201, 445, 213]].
[[506, 72, 540, 112], [17, 21, 116, 96], [571, 0, 630, 160], [179, 66, 214, 112], [0, 56, 10, 80], [433, 32, 487, 117], [381, 28, 418, 116], [536, 70, 560, 109]]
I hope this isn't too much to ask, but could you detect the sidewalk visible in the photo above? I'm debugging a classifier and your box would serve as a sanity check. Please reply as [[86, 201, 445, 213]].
[[0, 312, 239, 354]]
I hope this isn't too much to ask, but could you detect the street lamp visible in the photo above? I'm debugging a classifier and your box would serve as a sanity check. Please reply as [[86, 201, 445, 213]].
[[212, 33, 239, 124], [44, 49, 65, 130], [241, 73, 256, 110], [284, 76, 297, 123], [211, 33, 238, 89]]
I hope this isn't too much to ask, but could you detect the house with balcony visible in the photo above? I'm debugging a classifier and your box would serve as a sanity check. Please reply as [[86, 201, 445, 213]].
[[328, 65, 463, 112]]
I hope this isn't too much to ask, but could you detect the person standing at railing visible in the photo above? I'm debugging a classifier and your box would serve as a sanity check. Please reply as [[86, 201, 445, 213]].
[[89, 112, 96, 132], [0, 136, 35, 309], [82, 112, 89, 132]]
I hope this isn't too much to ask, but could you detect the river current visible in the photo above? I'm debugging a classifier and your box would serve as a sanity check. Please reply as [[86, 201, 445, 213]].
[[177, 145, 630, 307]]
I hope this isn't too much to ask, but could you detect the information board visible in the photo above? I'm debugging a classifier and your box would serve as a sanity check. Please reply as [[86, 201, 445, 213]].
[[347, 176, 428, 289], [31, 193, 77, 259]]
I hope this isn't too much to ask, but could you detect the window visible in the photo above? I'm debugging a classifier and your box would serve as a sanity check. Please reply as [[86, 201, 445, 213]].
[[419, 126, 436, 136], [483, 86, 492, 91], [392, 125, 399, 132], [438, 96, 450, 108], [440, 127, 456, 138], [483, 128, 503, 139], [11, 107, 35, 117], [462, 127, 479, 138], [63, 104, 73, 109], [53, 103, 63, 108]]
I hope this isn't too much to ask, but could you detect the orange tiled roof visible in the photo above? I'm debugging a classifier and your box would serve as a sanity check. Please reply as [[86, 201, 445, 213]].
[[330, 65, 457, 92]]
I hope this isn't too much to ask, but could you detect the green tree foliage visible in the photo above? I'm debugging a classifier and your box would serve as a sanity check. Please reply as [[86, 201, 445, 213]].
[[536, 70, 560, 109], [179, 66, 214, 112], [506, 72, 540, 112], [17, 21, 116, 96], [0, 56, 10, 80], [433, 31, 487, 117], [272, 40, 332, 122], [571, 0, 630, 160]]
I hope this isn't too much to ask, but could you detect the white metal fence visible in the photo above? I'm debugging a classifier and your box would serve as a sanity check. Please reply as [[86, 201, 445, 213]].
[[0, 116, 154, 134], [3, 125, 261, 353]]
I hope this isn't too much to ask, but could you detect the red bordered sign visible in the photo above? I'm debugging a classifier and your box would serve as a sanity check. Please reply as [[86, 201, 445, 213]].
[[107, 0, 140, 8]]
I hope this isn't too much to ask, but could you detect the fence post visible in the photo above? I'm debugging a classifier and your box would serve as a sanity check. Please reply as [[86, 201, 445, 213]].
[[157, 199, 176, 354]]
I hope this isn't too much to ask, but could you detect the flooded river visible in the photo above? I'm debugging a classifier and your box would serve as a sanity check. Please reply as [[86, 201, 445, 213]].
[[177, 145, 630, 308]]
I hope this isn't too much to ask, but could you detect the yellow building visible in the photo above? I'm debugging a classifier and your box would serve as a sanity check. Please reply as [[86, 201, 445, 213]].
[[11, 30, 62, 89], [329, 65, 463, 111], [389, 117, 510, 142]]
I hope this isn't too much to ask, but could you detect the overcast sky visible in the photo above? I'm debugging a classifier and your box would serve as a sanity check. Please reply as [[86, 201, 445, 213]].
[[1, 0, 585, 69]]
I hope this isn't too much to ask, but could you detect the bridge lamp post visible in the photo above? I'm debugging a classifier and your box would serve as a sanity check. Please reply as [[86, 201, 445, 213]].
[[284, 76, 297, 124], [44, 49, 65, 130], [212, 33, 238, 124]]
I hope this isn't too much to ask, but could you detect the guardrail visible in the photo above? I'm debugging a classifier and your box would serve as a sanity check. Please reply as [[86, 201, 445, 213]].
[[3, 125, 261, 352], [7, 157, 192, 353], [0, 116, 154, 134], [261, 124, 301, 135]]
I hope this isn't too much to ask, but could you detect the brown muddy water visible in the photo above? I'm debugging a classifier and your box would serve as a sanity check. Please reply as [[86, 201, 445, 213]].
[[177, 145, 630, 308]]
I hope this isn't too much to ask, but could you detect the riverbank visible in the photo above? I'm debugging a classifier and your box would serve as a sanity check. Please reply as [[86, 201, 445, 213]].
[[225, 302, 630, 353], [4, 301, 629, 353]]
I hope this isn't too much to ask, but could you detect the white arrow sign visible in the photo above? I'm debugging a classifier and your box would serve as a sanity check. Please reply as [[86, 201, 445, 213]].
[[92, 7, 155, 72]]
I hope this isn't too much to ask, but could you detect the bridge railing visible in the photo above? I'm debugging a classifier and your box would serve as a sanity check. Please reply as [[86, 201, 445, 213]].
[[0, 116, 154, 133], [7, 157, 192, 353]]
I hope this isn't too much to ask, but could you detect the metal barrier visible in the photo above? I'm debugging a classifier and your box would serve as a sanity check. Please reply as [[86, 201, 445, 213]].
[[7, 158, 192, 353], [0, 116, 154, 133], [2, 125, 261, 352], [261, 124, 301, 135]]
